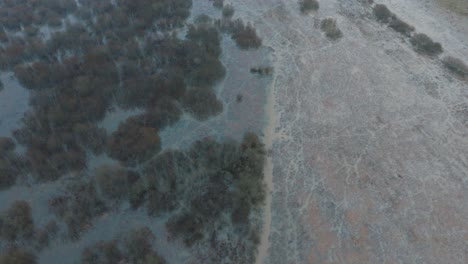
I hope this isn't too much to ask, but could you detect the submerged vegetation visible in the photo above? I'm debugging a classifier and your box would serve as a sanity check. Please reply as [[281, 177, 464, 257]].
[[0, 0, 268, 263]]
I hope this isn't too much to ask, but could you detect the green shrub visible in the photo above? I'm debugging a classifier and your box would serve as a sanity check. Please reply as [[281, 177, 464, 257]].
[[0, 247, 36, 264], [410, 33, 443, 56], [388, 17, 415, 36], [373, 4, 394, 23], [299, 0, 319, 14], [320, 18, 343, 40], [443, 56, 468, 78]]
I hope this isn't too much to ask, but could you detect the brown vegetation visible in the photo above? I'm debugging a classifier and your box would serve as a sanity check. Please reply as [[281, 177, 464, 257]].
[[0, 247, 36, 264], [107, 119, 161, 166], [0, 200, 34, 241]]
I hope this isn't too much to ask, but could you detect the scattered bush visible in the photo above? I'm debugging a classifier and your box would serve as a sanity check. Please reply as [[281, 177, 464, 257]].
[[250, 66, 273, 75], [0, 200, 34, 241], [0, 247, 36, 264], [231, 20, 262, 49], [373, 4, 394, 23], [320, 18, 343, 40], [388, 17, 415, 36], [443, 56, 468, 79], [299, 0, 319, 14], [410, 33, 443, 56]]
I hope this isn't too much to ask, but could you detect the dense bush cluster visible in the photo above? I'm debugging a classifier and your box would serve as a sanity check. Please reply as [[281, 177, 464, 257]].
[[320, 18, 343, 40], [443, 56, 468, 79], [0, 0, 76, 32], [142, 133, 266, 259], [81, 227, 165, 264], [299, 0, 320, 14], [373, 4, 414, 36], [410, 33, 443, 56]]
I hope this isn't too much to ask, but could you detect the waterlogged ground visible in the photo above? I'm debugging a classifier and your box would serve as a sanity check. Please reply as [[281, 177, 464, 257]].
[[0, 0, 273, 263], [0, 72, 30, 137]]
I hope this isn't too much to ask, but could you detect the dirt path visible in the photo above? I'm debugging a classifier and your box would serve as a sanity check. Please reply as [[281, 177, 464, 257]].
[[255, 53, 278, 264]]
